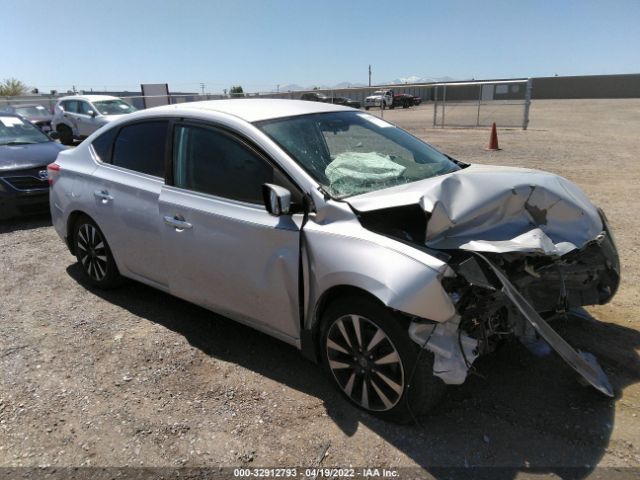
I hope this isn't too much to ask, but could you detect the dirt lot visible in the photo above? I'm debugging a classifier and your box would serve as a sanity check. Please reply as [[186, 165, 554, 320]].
[[1, 99, 639, 479]]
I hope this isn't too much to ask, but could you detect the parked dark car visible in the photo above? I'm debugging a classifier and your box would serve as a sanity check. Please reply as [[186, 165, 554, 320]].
[[301, 92, 361, 108], [329, 96, 361, 109], [0, 113, 66, 220], [3, 104, 54, 132], [300, 92, 330, 102]]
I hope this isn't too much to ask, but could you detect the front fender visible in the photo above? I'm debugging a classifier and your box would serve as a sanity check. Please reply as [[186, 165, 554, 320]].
[[302, 223, 456, 330]]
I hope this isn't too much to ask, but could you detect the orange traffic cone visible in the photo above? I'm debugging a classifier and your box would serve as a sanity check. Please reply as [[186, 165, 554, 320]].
[[486, 122, 501, 150]]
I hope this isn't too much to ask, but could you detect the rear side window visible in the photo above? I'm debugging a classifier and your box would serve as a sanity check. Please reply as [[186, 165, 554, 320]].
[[112, 121, 168, 177], [91, 127, 118, 162], [173, 124, 273, 204], [62, 100, 79, 113]]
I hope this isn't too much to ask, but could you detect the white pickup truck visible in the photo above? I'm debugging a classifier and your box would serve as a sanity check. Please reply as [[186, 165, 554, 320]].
[[364, 89, 394, 110], [364, 89, 421, 110]]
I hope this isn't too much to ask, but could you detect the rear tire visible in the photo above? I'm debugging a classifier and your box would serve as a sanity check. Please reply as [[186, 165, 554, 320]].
[[320, 295, 446, 423], [73, 215, 123, 289], [365, 106, 370, 111], [57, 124, 73, 145]]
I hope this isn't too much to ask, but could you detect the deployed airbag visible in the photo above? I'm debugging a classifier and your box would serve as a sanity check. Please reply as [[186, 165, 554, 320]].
[[325, 152, 406, 197]]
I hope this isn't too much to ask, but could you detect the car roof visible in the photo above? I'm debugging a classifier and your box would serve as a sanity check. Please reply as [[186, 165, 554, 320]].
[[57, 95, 122, 102], [9, 103, 45, 108], [149, 99, 353, 122]]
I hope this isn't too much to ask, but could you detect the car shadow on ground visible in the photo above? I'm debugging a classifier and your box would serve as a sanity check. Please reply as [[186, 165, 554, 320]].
[[67, 265, 640, 480], [0, 213, 51, 234]]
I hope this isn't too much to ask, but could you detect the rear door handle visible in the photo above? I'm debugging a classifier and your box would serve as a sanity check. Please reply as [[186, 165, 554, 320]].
[[94, 190, 113, 204], [163, 215, 192, 230]]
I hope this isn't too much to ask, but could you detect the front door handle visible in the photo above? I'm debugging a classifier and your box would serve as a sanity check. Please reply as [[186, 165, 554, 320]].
[[94, 190, 113, 204], [163, 215, 193, 230]]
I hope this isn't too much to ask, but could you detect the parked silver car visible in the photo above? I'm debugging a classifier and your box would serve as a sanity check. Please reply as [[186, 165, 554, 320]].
[[51, 95, 136, 145], [49, 99, 619, 422]]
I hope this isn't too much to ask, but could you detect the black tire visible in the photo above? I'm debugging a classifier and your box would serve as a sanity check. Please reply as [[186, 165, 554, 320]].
[[320, 295, 446, 423], [388, 103, 394, 110], [402, 100, 410, 109], [364, 106, 370, 111], [73, 215, 123, 289], [57, 124, 73, 145]]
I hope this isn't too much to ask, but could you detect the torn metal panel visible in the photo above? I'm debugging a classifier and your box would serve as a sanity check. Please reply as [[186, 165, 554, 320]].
[[474, 252, 614, 397], [348, 164, 603, 255], [409, 319, 479, 385]]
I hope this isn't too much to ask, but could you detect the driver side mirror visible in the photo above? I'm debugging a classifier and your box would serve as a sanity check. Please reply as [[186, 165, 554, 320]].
[[262, 183, 291, 216], [88, 110, 96, 118]]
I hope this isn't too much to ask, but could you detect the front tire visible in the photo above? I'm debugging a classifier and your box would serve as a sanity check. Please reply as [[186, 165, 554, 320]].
[[320, 296, 445, 423], [57, 124, 73, 145], [73, 215, 123, 289]]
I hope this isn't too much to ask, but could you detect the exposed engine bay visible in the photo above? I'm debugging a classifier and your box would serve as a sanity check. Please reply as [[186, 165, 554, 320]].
[[351, 165, 621, 396]]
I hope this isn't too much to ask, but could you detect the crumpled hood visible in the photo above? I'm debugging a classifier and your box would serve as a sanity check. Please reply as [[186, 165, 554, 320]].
[[0, 141, 67, 171], [347, 164, 603, 255]]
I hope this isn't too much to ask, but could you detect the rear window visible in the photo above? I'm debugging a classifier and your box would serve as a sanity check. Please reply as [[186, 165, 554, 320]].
[[111, 121, 168, 177]]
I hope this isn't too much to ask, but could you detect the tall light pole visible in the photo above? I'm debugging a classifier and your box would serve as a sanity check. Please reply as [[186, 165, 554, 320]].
[[368, 65, 371, 87], [200, 83, 205, 95]]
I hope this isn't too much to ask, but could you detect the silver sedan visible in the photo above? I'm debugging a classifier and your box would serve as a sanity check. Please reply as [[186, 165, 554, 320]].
[[49, 100, 619, 422]]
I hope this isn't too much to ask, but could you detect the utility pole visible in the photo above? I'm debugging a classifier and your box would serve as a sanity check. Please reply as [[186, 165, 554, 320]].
[[200, 83, 205, 95], [276, 84, 280, 93], [368, 65, 371, 87]]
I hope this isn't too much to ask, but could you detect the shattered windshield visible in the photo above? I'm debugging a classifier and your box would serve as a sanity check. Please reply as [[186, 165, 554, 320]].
[[256, 111, 460, 198]]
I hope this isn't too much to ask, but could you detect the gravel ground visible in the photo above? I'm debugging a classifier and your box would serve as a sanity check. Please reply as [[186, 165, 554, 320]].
[[1, 99, 639, 479]]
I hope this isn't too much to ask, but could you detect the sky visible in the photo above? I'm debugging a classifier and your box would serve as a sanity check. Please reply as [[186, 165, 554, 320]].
[[4, 0, 640, 94]]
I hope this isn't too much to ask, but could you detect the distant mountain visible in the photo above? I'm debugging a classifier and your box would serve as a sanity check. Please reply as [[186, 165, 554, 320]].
[[333, 81, 367, 89], [387, 75, 458, 85], [279, 84, 305, 92], [275, 76, 458, 93]]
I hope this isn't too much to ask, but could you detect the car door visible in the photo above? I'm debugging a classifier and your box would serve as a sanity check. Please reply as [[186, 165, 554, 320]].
[[89, 120, 170, 288], [77, 101, 99, 137], [61, 100, 80, 136], [159, 122, 302, 341]]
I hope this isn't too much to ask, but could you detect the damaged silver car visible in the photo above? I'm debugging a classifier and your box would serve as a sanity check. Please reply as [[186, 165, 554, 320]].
[[49, 100, 620, 422]]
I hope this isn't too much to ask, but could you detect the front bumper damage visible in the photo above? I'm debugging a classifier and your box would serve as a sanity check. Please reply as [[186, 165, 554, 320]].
[[408, 218, 619, 396]]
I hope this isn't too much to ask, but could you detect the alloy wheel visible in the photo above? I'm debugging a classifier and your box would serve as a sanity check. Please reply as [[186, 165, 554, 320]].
[[326, 314, 405, 412], [76, 223, 108, 281]]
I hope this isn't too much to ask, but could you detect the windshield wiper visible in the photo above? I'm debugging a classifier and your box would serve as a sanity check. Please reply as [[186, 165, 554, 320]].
[[0, 141, 39, 146]]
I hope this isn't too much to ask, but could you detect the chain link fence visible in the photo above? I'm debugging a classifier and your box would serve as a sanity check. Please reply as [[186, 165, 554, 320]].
[[1, 79, 532, 130]]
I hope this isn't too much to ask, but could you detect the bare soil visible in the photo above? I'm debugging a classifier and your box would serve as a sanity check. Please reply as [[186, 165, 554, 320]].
[[1, 99, 639, 479]]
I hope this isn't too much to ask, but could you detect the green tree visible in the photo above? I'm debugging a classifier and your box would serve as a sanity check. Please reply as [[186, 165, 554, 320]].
[[0, 78, 29, 96], [229, 85, 244, 98]]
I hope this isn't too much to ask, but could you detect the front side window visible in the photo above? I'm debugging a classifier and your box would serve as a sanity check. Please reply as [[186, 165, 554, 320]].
[[78, 102, 93, 115], [173, 124, 274, 204], [257, 111, 459, 198], [93, 99, 136, 116], [111, 121, 168, 177]]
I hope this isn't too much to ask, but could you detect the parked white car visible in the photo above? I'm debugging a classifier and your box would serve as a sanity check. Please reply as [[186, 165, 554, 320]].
[[51, 95, 136, 145]]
